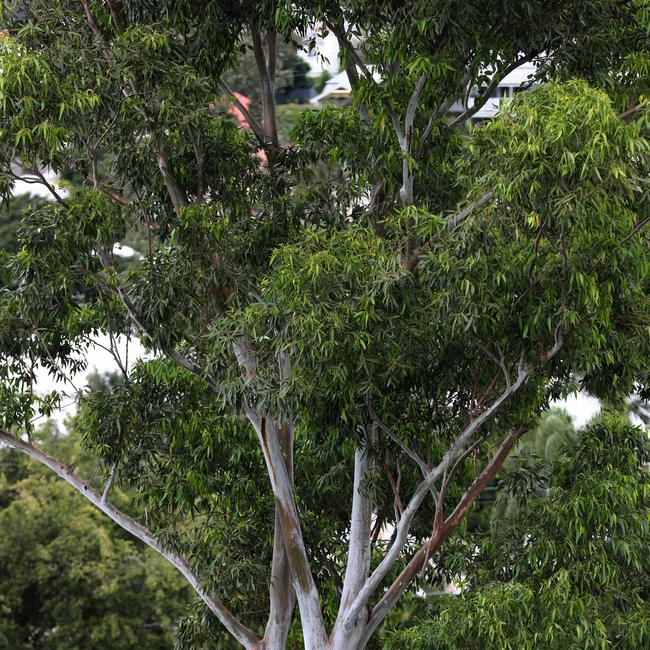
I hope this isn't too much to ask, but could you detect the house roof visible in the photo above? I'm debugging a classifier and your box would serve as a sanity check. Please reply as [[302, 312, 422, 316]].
[[310, 71, 352, 105]]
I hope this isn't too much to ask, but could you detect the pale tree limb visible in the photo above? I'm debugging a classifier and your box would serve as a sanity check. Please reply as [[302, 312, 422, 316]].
[[330, 431, 374, 648], [156, 145, 187, 214], [359, 424, 527, 646], [447, 53, 537, 129], [251, 26, 279, 149], [399, 72, 429, 268], [244, 410, 328, 650], [101, 463, 117, 503], [0, 429, 260, 649], [262, 428, 296, 648], [338, 359, 533, 630], [340, 335, 563, 636], [262, 351, 296, 649], [235, 337, 325, 649]]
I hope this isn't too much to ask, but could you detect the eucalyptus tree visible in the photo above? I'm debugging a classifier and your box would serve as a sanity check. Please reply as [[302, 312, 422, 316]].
[[0, 2, 649, 649]]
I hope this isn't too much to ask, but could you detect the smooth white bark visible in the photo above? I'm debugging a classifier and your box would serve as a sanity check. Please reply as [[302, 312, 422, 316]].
[[330, 440, 373, 650], [339, 364, 532, 629], [244, 409, 328, 650]]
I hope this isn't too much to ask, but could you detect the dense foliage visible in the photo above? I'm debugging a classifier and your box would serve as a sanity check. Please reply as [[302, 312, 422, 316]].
[[0, 1, 648, 649]]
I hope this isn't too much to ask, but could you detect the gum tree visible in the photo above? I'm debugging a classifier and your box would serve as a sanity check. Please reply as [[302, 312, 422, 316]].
[[0, 2, 648, 649]]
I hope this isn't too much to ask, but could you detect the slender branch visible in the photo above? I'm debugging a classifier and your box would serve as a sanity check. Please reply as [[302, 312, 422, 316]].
[[619, 104, 643, 120], [11, 164, 66, 205], [341, 360, 532, 628], [475, 342, 511, 389], [101, 463, 117, 503], [438, 435, 485, 511], [80, 0, 101, 37], [192, 130, 205, 203], [244, 410, 327, 649], [104, 0, 125, 33], [401, 72, 429, 266], [328, 21, 403, 142], [0, 429, 260, 649], [251, 27, 279, 149], [447, 54, 537, 129], [619, 215, 650, 245], [95, 246, 214, 389], [405, 191, 494, 272], [84, 178, 130, 205], [387, 463, 404, 519], [218, 79, 267, 147], [360, 425, 526, 645], [367, 399, 438, 502], [156, 145, 187, 214]]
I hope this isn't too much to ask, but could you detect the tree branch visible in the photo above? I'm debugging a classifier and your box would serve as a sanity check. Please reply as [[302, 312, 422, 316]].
[[360, 425, 526, 645], [155, 145, 187, 214], [405, 191, 494, 272], [341, 361, 531, 628], [94, 246, 215, 391], [101, 463, 117, 503], [104, 0, 125, 33], [218, 79, 268, 148], [367, 399, 438, 502], [251, 27, 279, 149], [244, 410, 327, 649], [332, 431, 374, 646], [11, 164, 67, 206], [0, 429, 260, 649], [80, 0, 101, 37], [447, 54, 537, 129], [327, 21, 403, 142], [263, 417, 296, 649]]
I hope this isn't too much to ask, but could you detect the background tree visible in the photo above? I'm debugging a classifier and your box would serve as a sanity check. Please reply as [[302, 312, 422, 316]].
[[487, 408, 577, 534], [0, 2, 648, 649], [0, 421, 191, 650]]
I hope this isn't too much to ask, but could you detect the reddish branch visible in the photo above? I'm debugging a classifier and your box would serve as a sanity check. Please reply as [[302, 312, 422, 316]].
[[361, 425, 526, 644], [105, 0, 125, 33]]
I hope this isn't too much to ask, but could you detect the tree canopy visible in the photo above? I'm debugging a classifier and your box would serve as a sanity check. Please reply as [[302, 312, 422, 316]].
[[0, 2, 648, 649]]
